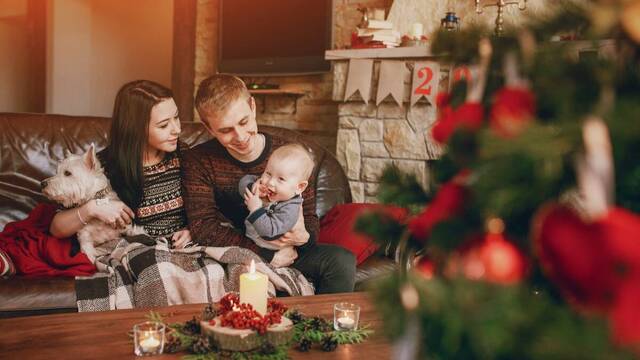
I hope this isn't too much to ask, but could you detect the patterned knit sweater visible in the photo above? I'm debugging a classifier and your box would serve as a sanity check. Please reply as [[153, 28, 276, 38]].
[[136, 151, 187, 237], [98, 149, 187, 238], [181, 133, 319, 261]]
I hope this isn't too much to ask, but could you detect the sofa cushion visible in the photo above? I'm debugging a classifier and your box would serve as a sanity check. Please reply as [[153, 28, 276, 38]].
[[318, 203, 408, 265]]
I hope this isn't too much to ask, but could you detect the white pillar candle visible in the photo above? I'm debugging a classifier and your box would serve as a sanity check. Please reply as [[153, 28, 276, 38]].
[[239, 260, 268, 315], [411, 23, 424, 38]]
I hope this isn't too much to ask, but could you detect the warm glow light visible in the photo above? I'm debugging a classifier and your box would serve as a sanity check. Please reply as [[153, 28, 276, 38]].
[[249, 259, 255, 274]]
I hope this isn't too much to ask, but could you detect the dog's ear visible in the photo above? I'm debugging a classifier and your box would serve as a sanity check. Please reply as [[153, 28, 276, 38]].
[[83, 144, 99, 170]]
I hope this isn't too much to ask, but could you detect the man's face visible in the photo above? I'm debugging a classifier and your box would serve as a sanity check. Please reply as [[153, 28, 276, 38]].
[[202, 97, 259, 159]]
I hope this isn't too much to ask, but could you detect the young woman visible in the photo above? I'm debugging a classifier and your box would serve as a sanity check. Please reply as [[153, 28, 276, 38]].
[[50, 80, 191, 249]]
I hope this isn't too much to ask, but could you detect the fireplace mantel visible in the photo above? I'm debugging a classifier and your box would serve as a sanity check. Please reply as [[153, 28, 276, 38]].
[[325, 46, 433, 60], [325, 46, 448, 203]]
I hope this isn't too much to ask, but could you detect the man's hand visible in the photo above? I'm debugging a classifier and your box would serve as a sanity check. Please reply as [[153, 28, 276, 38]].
[[244, 186, 263, 212], [270, 246, 298, 268], [270, 207, 309, 247], [172, 229, 192, 249]]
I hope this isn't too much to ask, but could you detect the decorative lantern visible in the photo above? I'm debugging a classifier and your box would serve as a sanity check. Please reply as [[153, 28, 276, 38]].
[[441, 12, 461, 32]]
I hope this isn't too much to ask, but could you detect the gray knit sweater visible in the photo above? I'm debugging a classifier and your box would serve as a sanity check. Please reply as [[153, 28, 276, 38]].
[[238, 175, 302, 250]]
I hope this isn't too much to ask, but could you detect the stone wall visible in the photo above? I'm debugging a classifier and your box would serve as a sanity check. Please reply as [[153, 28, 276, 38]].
[[333, 59, 449, 203], [193, 0, 392, 152]]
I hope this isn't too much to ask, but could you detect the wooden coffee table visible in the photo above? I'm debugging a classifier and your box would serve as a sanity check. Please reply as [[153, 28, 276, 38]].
[[0, 292, 391, 359]]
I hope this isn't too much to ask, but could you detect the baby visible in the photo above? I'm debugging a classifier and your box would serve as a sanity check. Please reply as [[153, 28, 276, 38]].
[[238, 143, 314, 267]]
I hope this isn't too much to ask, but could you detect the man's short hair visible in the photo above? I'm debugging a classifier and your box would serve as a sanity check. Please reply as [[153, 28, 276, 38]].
[[195, 74, 251, 120], [271, 143, 315, 181]]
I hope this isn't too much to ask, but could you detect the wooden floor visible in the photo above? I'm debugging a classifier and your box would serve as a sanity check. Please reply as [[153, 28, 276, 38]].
[[0, 292, 391, 359]]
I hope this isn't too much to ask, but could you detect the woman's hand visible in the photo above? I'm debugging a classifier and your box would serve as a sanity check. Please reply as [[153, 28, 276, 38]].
[[172, 229, 192, 249], [86, 199, 135, 229]]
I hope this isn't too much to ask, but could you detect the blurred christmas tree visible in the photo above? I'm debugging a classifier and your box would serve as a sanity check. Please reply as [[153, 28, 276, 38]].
[[357, 1, 640, 358]]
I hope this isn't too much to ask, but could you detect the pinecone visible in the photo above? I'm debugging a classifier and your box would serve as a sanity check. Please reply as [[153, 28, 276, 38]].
[[183, 316, 201, 335], [164, 332, 183, 353], [297, 338, 312, 352], [287, 310, 304, 324], [201, 303, 217, 321], [257, 341, 277, 355], [321, 335, 338, 352], [189, 335, 213, 354], [309, 316, 331, 332]]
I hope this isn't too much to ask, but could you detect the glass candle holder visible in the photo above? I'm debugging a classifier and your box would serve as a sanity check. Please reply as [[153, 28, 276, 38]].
[[333, 302, 360, 331], [133, 321, 165, 356]]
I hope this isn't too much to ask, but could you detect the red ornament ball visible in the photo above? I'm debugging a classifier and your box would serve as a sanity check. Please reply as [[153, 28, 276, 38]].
[[489, 87, 536, 138], [478, 233, 527, 284], [432, 102, 484, 144], [408, 176, 468, 242], [413, 255, 435, 279]]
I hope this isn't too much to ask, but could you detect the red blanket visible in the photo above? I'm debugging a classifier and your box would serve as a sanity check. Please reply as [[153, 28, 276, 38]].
[[0, 204, 96, 277]]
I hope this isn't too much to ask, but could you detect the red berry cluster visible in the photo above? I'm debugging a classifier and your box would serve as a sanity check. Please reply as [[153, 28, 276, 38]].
[[213, 294, 288, 335], [217, 293, 240, 316], [267, 298, 288, 315]]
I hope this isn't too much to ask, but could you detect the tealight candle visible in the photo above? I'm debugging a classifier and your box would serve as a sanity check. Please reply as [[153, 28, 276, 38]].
[[333, 302, 360, 331], [140, 333, 160, 352], [133, 321, 165, 356], [240, 259, 268, 315], [337, 316, 356, 329]]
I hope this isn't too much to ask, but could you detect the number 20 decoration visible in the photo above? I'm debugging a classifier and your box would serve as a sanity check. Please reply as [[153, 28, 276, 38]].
[[411, 61, 440, 107]]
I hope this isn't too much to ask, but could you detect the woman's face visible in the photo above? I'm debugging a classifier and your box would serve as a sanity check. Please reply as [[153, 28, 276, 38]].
[[147, 98, 181, 155]]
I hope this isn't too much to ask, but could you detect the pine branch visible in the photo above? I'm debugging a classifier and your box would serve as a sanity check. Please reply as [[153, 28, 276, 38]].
[[330, 325, 374, 344], [183, 353, 218, 360], [377, 165, 429, 209], [146, 310, 164, 323]]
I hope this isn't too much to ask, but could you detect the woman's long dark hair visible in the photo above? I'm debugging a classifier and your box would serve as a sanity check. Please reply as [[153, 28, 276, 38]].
[[105, 80, 173, 210]]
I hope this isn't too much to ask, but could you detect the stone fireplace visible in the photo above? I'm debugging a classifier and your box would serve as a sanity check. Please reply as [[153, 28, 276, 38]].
[[326, 48, 449, 203]]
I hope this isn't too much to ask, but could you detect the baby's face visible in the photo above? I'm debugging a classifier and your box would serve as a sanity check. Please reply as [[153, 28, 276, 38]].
[[259, 157, 306, 202]]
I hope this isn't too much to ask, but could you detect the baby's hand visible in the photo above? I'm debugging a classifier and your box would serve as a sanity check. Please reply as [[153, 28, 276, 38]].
[[244, 187, 262, 212], [254, 180, 268, 199]]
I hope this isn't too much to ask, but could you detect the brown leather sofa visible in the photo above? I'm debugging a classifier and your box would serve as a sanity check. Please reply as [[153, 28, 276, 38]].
[[0, 112, 396, 318]]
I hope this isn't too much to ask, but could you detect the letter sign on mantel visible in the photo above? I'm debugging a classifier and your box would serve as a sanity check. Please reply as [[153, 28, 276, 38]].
[[411, 61, 440, 107], [344, 59, 374, 104], [376, 60, 406, 107]]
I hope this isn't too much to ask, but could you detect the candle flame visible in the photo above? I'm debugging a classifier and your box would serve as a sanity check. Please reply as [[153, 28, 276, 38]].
[[249, 259, 255, 274]]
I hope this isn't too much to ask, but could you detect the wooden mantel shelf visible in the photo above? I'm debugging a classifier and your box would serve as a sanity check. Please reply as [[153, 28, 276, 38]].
[[248, 89, 305, 96], [325, 46, 433, 60]]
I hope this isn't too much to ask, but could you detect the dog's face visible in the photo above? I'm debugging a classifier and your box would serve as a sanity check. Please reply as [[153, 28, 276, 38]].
[[41, 145, 106, 208]]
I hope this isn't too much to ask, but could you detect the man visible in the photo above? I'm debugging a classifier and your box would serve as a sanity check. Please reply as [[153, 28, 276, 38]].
[[181, 74, 356, 293]]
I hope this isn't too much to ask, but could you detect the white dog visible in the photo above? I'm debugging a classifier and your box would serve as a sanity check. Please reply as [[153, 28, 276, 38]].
[[41, 145, 145, 263]]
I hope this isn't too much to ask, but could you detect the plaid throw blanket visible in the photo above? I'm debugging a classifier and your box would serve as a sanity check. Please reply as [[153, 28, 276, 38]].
[[75, 239, 314, 312]]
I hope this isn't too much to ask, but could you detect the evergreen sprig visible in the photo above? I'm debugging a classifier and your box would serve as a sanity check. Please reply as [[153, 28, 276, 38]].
[[330, 326, 373, 344], [145, 310, 164, 323], [183, 354, 218, 360], [376, 165, 430, 211]]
